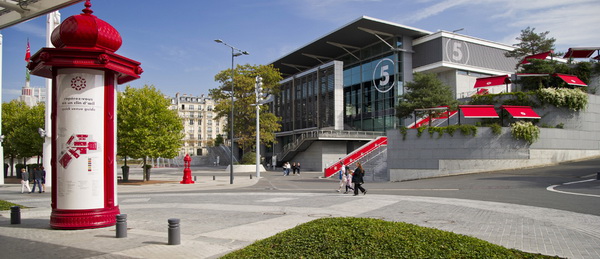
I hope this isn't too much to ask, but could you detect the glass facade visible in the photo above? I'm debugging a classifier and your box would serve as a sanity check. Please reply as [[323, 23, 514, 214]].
[[275, 62, 337, 133], [342, 38, 403, 132], [275, 37, 404, 134]]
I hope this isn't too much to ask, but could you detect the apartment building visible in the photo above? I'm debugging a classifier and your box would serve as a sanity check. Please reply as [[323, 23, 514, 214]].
[[169, 93, 227, 156]]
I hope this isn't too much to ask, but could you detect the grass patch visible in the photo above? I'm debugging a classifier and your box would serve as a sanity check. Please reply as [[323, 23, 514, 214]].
[[222, 217, 558, 258], [0, 200, 23, 210]]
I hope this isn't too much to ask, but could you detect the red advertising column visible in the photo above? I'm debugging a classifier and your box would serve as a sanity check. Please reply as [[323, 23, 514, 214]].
[[28, 0, 142, 229]]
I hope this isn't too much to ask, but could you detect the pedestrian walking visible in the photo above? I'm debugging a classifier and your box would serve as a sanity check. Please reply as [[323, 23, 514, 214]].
[[31, 167, 43, 193], [352, 162, 367, 196], [20, 168, 31, 193], [345, 167, 354, 194], [285, 162, 291, 176], [41, 166, 46, 193], [336, 162, 346, 192]]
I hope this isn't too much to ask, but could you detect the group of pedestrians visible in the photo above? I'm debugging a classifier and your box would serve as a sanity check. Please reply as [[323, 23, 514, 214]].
[[20, 166, 46, 194], [282, 162, 301, 176], [337, 161, 366, 196]]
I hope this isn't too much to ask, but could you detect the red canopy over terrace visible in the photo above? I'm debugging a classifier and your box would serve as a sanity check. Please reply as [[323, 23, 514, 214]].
[[553, 74, 587, 87], [474, 75, 511, 88], [563, 47, 600, 59], [501, 106, 541, 119], [521, 51, 552, 64], [459, 105, 499, 118]]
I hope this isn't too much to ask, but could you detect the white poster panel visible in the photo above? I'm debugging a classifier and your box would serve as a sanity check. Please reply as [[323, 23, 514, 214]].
[[56, 68, 105, 210]]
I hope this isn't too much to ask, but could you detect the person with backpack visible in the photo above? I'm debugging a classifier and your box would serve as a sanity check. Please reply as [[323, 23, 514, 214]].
[[352, 162, 367, 196]]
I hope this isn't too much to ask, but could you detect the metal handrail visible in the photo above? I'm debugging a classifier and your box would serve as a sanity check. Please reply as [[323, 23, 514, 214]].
[[279, 130, 385, 161]]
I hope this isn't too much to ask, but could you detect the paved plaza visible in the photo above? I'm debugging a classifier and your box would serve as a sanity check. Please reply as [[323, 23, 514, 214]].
[[1, 167, 599, 259]]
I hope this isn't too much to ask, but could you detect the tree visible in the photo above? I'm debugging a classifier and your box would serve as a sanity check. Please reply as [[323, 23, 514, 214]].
[[396, 73, 458, 123], [2, 100, 45, 176], [214, 134, 224, 146], [209, 64, 282, 154], [504, 27, 556, 59], [117, 85, 184, 181]]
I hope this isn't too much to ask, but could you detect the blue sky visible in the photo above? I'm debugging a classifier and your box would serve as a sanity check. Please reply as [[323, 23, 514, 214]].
[[1, 0, 599, 101]]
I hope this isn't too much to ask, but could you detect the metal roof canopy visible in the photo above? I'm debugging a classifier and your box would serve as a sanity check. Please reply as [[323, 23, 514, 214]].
[[269, 16, 431, 76], [0, 0, 83, 30]]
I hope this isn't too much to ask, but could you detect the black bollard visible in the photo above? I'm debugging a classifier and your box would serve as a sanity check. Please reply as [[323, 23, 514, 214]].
[[250, 174, 252, 179], [116, 214, 127, 238], [168, 218, 180, 245], [193, 176, 197, 182], [213, 175, 215, 181], [10, 206, 21, 224], [597, 172, 600, 180]]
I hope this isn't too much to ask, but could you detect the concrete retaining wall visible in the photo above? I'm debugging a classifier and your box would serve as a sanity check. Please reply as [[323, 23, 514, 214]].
[[388, 93, 600, 181]]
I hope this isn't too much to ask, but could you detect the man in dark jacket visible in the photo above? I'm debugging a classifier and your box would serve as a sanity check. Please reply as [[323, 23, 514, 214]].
[[31, 167, 44, 193]]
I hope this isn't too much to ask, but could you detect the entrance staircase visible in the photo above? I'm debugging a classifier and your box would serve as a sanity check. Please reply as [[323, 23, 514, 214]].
[[323, 136, 388, 181]]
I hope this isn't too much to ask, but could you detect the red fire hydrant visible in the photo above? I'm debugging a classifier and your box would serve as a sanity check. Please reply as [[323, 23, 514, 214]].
[[180, 154, 194, 184]]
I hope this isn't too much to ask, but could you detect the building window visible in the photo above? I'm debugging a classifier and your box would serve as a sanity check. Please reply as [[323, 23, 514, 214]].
[[189, 104, 194, 110], [189, 119, 194, 125]]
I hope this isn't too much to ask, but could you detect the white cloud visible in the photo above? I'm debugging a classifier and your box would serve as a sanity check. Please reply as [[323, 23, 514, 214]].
[[13, 20, 46, 39], [400, 0, 471, 24], [398, 0, 599, 51]]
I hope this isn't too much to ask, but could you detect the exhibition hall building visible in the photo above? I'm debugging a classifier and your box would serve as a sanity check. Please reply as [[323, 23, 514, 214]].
[[267, 16, 521, 171]]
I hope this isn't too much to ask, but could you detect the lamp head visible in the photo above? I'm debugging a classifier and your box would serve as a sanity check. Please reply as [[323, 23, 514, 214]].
[[214, 39, 223, 43]]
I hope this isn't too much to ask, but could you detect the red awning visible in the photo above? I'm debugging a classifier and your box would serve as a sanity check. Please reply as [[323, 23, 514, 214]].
[[563, 48, 599, 59], [502, 106, 541, 119], [553, 74, 587, 86], [521, 51, 552, 64], [474, 75, 511, 88], [476, 88, 489, 95], [459, 105, 499, 118]]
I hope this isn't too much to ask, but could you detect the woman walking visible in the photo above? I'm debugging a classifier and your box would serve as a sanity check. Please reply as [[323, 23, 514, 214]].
[[352, 162, 367, 196]]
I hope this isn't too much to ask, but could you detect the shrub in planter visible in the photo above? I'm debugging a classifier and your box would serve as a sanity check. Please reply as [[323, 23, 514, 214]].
[[537, 87, 588, 111], [490, 123, 502, 135], [510, 121, 540, 144]]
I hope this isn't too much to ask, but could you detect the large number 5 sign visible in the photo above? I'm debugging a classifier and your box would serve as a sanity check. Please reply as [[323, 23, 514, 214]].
[[372, 58, 395, 93], [445, 39, 470, 64]]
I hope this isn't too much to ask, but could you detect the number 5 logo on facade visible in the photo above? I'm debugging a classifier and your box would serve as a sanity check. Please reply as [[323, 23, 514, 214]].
[[372, 58, 396, 93], [445, 39, 470, 65]]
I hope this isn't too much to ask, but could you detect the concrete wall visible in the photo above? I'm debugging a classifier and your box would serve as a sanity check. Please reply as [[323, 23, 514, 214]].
[[388, 93, 600, 181], [291, 140, 347, 172]]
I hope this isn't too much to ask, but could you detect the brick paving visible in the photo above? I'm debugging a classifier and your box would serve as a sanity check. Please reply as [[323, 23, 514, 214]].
[[1, 170, 599, 259]]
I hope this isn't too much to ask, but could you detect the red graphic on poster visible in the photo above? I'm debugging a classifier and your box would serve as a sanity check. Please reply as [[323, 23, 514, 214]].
[[71, 76, 87, 91], [59, 134, 99, 168]]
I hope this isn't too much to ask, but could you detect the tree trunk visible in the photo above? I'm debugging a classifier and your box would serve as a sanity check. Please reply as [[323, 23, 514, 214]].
[[143, 157, 147, 182]]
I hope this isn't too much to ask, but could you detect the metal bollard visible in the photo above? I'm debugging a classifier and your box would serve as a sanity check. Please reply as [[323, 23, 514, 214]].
[[250, 174, 252, 179], [193, 176, 197, 182], [168, 218, 180, 245], [597, 172, 600, 180], [116, 214, 127, 238], [10, 206, 21, 224], [213, 175, 215, 181]]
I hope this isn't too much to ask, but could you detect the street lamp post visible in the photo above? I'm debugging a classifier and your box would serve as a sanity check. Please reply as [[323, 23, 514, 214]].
[[214, 39, 249, 184]]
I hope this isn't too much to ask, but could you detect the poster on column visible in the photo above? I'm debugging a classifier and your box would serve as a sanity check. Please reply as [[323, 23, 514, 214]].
[[56, 68, 105, 210]]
